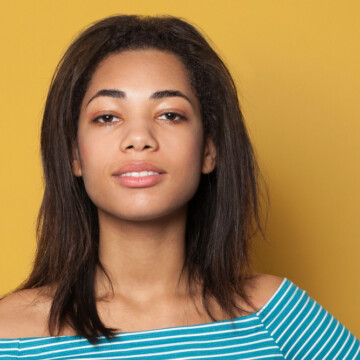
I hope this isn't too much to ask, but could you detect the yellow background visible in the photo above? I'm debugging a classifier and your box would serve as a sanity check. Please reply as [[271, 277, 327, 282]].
[[0, 0, 359, 336]]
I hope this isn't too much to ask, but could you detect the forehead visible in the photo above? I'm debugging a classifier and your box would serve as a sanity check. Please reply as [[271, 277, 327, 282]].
[[85, 49, 195, 97]]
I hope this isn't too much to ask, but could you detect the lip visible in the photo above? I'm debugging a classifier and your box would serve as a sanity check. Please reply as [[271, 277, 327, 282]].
[[114, 173, 167, 188], [113, 162, 166, 176]]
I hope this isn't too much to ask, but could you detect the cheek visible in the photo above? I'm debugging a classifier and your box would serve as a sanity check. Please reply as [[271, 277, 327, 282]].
[[77, 139, 111, 203], [170, 133, 204, 188], [77, 143, 90, 168], [77, 132, 107, 170], [187, 140, 203, 167], [77, 136, 110, 183], [183, 133, 204, 168]]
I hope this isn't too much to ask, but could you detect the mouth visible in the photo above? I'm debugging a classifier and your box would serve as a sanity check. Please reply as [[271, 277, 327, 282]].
[[113, 161, 166, 177], [118, 170, 163, 177], [113, 171, 167, 188], [112, 161, 167, 188]]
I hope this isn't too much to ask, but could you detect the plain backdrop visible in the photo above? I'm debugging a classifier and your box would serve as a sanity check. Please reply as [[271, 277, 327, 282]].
[[0, 0, 359, 337]]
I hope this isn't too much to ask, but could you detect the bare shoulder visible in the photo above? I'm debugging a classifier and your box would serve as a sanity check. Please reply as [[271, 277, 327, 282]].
[[0, 287, 52, 339], [245, 273, 284, 311]]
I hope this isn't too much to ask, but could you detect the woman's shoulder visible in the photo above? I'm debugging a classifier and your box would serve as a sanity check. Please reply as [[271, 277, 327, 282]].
[[0, 274, 285, 339], [249, 275, 360, 359], [0, 287, 53, 339], [245, 273, 285, 312]]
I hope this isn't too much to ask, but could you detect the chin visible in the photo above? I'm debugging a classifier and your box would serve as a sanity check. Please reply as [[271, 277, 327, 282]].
[[98, 203, 187, 223]]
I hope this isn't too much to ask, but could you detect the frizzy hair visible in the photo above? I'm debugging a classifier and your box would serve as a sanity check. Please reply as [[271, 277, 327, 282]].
[[13, 15, 269, 344]]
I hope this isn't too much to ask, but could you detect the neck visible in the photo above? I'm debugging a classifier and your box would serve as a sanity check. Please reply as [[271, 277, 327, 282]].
[[94, 206, 190, 303]]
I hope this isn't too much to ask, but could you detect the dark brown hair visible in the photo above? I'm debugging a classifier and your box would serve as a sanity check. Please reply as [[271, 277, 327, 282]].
[[11, 15, 268, 344]]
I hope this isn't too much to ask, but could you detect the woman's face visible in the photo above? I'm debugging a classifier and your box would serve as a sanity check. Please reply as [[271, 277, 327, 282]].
[[73, 49, 216, 222]]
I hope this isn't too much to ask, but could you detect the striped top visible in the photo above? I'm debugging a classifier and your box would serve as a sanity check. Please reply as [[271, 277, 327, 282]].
[[0, 278, 359, 359]]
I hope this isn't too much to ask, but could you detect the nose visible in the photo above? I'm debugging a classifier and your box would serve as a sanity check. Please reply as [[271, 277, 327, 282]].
[[119, 120, 159, 153]]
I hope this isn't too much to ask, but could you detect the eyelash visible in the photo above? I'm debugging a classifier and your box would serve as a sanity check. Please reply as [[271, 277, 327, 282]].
[[92, 114, 119, 125], [92, 112, 186, 125], [158, 112, 186, 123]]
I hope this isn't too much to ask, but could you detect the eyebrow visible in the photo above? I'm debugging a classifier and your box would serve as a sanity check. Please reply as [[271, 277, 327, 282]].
[[86, 89, 193, 108]]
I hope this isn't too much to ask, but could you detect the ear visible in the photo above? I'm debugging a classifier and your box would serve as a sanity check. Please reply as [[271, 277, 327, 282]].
[[72, 144, 82, 177], [202, 136, 216, 174]]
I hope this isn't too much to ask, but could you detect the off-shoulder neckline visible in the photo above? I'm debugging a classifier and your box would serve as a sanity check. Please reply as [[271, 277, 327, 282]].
[[1, 277, 289, 342]]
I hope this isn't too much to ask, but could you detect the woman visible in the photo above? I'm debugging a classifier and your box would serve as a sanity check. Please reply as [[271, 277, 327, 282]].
[[0, 15, 359, 359]]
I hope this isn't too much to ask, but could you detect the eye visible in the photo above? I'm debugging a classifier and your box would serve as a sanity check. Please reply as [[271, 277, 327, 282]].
[[158, 112, 186, 122], [92, 114, 120, 125]]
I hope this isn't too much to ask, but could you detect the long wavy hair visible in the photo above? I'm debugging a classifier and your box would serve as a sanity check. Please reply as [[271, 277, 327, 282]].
[[10, 15, 268, 344]]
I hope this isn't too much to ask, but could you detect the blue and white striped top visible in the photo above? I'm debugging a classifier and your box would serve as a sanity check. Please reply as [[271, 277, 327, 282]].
[[0, 278, 359, 359]]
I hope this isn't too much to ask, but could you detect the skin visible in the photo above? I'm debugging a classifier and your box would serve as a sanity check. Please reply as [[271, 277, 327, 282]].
[[0, 49, 284, 338], [73, 50, 216, 303]]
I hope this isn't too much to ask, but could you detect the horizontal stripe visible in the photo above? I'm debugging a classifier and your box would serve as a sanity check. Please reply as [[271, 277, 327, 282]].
[[0, 278, 359, 359]]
